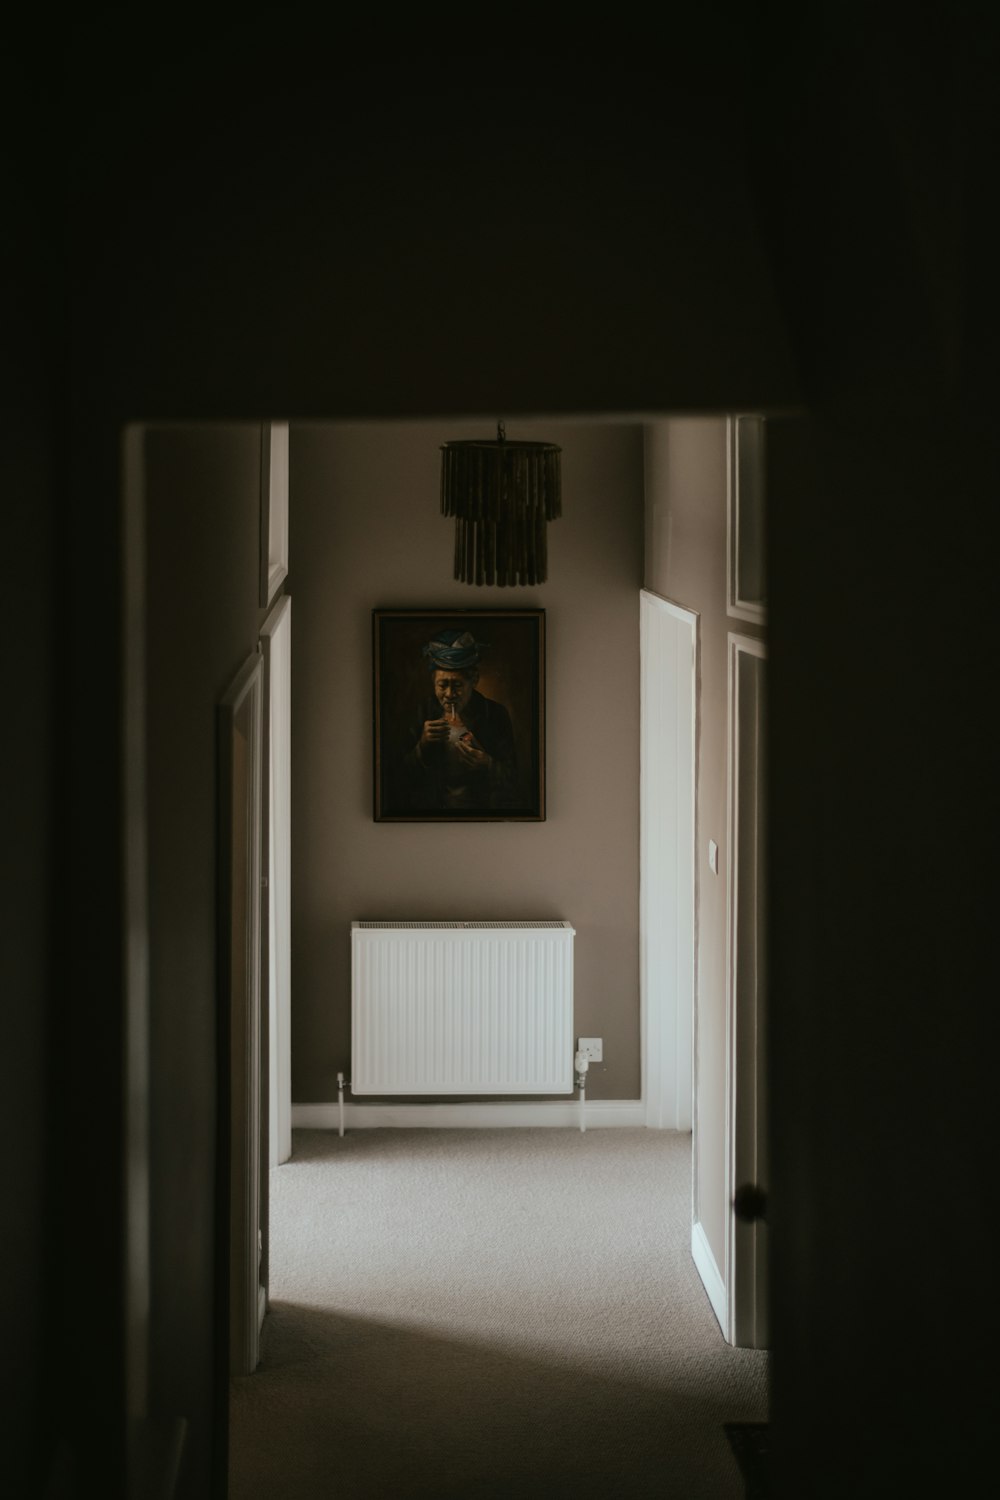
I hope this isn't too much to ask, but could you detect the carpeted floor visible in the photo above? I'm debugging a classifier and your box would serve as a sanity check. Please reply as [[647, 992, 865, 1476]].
[[230, 1128, 767, 1499]]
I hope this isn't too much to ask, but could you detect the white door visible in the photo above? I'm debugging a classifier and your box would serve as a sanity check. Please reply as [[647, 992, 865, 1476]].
[[640, 590, 698, 1131]]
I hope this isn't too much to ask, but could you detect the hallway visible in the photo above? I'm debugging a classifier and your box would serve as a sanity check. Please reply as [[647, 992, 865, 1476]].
[[230, 1129, 766, 1499]]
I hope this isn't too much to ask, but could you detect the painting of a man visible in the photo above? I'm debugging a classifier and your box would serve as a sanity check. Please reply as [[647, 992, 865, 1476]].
[[400, 629, 517, 811], [373, 610, 544, 821]]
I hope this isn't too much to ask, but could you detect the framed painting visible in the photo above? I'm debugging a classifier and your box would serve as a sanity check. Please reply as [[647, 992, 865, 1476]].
[[373, 608, 545, 822]]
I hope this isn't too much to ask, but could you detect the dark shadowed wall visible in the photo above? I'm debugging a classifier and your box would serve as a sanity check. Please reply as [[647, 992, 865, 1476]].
[[3, 106, 59, 1486], [55, 30, 795, 1494], [143, 425, 274, 1491], [19, 14, 988, 1499]]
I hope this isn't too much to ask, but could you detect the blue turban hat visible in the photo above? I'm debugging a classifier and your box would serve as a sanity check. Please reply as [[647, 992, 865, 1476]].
[[422, 629, 487, 671]]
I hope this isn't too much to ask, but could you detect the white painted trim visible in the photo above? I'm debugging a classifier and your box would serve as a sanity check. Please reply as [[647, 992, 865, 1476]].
[[259, 423, 289, 607], [691, 1220, 728, 1336], [219, 652, 265, 1377], [260, 596, 292, 1167], [291, 1100, 646, 1130], [639, 590, 698, 1131], [726, 416, 767, 624], [725, 633, 767, 1348]]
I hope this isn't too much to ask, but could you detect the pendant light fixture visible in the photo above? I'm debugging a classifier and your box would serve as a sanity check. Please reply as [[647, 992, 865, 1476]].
[[440, 422, 562, 586]]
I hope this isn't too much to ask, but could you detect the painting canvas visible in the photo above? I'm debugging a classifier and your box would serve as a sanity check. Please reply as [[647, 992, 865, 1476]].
[[373, 608, 545, 822]]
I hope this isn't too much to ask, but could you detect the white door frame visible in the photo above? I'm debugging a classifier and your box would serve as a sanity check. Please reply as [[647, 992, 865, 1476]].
[[640, 590, 698, 1131], [724, 631, 768, 1347], [219, 651, 265, 1376], [260, 595, 292, 1167]]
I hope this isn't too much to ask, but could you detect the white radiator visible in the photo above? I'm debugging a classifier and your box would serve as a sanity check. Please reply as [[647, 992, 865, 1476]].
[[350, 921, 575, 1095]]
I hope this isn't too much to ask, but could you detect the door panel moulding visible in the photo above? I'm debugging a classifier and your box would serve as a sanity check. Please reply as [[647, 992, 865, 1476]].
[[725, 633, 768, 1349], [260, 595, 292, 1168]]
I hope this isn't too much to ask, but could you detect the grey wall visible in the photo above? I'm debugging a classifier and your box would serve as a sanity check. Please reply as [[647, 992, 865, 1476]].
[[2, 159, 58, 1487], [643, 418, 765, 1281], [144, 425, 273, 1494], [291, 420, 645, 1102]]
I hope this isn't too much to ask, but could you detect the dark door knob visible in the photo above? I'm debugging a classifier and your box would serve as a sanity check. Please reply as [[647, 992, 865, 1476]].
[[733, 1183, 768, 1223]]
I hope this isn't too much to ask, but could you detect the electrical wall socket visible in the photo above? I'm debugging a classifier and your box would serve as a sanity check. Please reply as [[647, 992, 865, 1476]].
[[577, 1037, 603, 1063]]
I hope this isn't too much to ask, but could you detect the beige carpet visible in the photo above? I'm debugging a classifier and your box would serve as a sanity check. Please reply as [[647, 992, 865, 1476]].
[[230, 1128, 766, 1499]]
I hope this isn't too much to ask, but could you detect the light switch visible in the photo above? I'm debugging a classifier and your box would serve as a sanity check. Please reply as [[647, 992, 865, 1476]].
[[708, 839, 719, 874]]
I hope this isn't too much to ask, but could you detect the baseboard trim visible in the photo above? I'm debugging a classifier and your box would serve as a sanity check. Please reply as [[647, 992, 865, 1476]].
[[692, 1219, 728, 1337], [291, 1100, 646, 1130]]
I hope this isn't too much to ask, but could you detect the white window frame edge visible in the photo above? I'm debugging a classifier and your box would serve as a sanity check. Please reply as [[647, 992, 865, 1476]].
[[260, 422, 290, 608], [260, 595, 292, 1167], [727, 415, 767, 625]]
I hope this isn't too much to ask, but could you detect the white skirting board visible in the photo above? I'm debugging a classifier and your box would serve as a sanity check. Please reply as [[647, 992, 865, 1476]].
[[292, 1101, 646, 1130], [691, 1219, 728, 1338]]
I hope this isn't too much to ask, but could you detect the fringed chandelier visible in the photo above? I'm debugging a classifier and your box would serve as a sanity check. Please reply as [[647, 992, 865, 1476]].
[[440, 422, 562, 586]]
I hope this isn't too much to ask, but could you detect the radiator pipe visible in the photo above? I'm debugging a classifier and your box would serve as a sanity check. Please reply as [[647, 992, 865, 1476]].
[[337, 1072, 347, 1137], [574, 1051, 589, 1134]]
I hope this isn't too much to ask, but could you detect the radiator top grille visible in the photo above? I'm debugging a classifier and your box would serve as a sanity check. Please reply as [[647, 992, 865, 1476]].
[[354, 919, 572, 930]]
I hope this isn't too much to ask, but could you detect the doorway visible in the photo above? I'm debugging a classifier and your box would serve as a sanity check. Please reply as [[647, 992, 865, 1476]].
[[130, 413, 769, 1493]]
